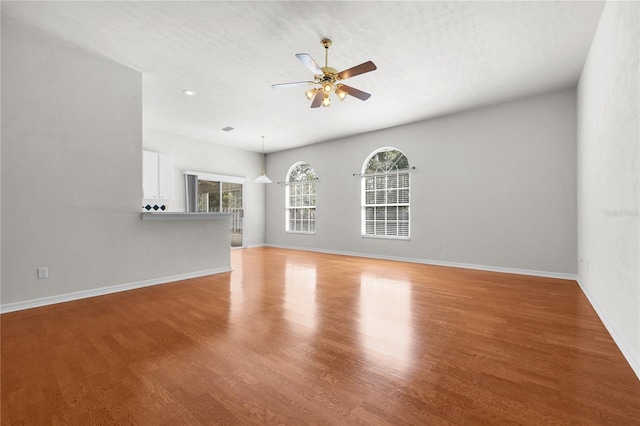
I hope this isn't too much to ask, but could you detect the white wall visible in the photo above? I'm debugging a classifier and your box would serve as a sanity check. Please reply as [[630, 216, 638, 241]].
[[577, 0, 639, 378], [143, 127, 266, 246], [1, 19, 231, 308], [265, 89, 577, 276]]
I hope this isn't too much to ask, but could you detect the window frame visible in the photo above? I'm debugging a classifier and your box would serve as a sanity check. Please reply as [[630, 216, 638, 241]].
[[361, 147, 411, 240], [285, 162, 317, 234]]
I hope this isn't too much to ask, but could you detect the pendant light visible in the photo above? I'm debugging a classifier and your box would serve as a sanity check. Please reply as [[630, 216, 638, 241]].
[[254, 136, 272, 183]]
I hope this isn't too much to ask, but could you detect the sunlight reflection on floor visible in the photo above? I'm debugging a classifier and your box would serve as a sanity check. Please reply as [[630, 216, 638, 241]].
[[284, 263, 317, 331], [359, 273, 414, 372]]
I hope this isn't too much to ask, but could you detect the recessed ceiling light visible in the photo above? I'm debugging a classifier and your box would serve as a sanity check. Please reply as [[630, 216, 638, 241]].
[[222, 126, 234, 132], [183, 90, 196, 96]]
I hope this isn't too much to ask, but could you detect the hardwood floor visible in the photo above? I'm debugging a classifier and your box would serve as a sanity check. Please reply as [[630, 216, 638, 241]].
[[2, 247, 639, 425]]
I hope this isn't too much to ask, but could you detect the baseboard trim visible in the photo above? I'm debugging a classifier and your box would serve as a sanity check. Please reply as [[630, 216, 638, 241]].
[[265, 244, 578, 281], [576, 278, 640, 381], [0, 266, 233, 314]]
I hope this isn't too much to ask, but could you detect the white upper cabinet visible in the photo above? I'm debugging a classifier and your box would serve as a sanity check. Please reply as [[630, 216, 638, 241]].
[[143, 150, 173, 200]]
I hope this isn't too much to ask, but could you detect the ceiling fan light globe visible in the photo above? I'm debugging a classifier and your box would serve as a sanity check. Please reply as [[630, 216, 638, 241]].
[[322, 96, 331, 107], [336, 90, 347, 101], [305, 89, 316, 100], [323, 82, 333, 94]]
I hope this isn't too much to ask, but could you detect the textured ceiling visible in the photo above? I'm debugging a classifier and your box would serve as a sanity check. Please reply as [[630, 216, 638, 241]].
[[2, 1, 605, 153]]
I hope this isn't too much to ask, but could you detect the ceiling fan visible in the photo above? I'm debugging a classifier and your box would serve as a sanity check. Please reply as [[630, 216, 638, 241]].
[[272, 38, 377, 108]]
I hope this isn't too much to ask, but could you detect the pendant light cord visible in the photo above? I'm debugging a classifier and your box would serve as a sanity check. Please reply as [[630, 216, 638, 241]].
[[261, 136, 266, 173]]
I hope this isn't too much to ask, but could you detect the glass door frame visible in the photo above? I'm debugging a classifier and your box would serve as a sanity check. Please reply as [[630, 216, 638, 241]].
[[184, 170, 248, 249]]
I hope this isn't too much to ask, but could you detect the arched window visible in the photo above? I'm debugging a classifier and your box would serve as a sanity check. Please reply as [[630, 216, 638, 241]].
[[286, 162, 316, 233], [361, 148, 410, 238]]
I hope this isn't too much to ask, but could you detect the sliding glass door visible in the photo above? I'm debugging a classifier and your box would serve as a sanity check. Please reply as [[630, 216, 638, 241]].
[[185, 172, 247, 248], [197, 181, 244, 247]]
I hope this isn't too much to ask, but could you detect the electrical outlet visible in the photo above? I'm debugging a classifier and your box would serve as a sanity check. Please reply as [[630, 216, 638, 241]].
[[37, 267, 48, 279], [436, 243, 442, 251]]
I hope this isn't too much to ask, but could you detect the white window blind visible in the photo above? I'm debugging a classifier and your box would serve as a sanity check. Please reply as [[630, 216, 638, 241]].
[[361, 149, 410, 238], [286, 163, 316, 233]]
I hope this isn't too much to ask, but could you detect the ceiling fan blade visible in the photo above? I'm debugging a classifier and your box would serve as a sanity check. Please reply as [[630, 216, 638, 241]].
[[310, 90, 324, 108], [337, 61, 377, 80], [296, 53, 323, 75], [337, 84, 371, 101], [272, 81, 312, 89]]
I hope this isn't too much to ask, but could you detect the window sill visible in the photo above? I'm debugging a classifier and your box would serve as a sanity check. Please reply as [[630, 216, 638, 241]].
[[286, 231, 316, 235], [361, 234, 410, 241]]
